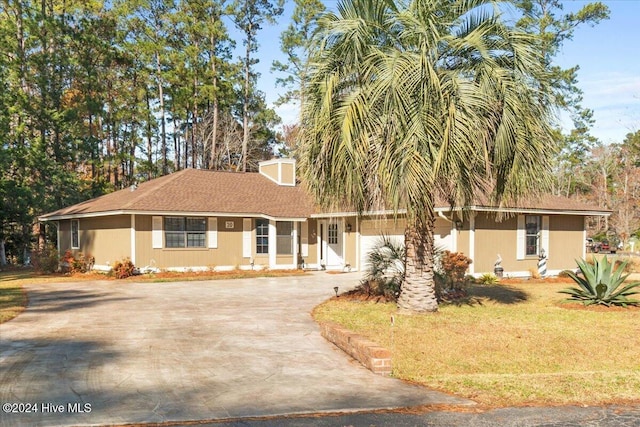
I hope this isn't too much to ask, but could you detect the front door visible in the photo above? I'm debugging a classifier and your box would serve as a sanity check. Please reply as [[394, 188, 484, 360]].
[[319, 220, 343, 269]]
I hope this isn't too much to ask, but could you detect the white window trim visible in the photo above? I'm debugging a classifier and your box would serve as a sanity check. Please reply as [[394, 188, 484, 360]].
[[152, 216, 163, 249], [541, 216, 549, 257], [243, 218, 252, 258], [301, 221, 309, 257], [208, 217, 218, 249], [130, 214, 136, 265], [516, 215, 525, 260], [517, 215, 549, 259]]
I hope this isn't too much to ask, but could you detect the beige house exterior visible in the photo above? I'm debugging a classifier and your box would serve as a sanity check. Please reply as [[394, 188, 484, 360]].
[[40, 159, 608, 277]]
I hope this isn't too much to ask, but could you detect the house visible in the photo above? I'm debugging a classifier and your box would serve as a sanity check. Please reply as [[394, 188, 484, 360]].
[[39, 158, 609, 277]]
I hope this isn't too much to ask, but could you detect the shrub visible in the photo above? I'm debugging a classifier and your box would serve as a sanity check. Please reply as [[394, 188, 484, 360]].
[[559, 256, 640, 307], [112, 258, 136, 279], [439, 251, 473, 290], [59, 250, 94, 274], [361, 235, 406, 301], [528, 267, 541, 279], [31, 244, 60, 273], [478, 273, 499, 285]]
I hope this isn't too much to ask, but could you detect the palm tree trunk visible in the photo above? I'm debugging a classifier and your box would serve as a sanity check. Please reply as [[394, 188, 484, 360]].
[[398, 213, 438, 313]]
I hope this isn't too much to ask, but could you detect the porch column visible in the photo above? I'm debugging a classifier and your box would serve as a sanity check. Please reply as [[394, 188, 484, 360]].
[[293, 222, 298, 268], [268, 220, 276, 268], [130, 214, 136, 265], [468, 213, 476, 275]]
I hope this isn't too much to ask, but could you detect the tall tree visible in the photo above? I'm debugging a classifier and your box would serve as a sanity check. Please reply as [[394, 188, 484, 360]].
[[272, 0, 325, 108], [300, 0, 556, 313], [610, 131, 640, 246], [232, 0, 283, 171], [512, 0, 609, 197]]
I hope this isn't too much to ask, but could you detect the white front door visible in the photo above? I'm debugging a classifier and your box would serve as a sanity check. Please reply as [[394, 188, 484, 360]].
[[319, 220, 344, 269]]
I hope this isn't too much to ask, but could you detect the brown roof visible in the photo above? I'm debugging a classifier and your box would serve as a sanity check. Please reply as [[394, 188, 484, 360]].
[[40, 169, 317, 220], [468, 194, 609, 213], [40, 168, 607, 221]]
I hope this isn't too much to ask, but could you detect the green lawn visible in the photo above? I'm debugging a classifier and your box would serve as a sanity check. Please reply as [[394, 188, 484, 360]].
[[313, 279, 640, 408]]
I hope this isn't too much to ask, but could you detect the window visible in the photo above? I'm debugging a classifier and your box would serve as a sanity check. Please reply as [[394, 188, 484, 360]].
[[276, 221, 293, 255], [71, 219, 79, 249], [328, 223, 338, 245], [525, 215, 540, 256], [165, 217, 206, 248], [256, 219, 269, 254]]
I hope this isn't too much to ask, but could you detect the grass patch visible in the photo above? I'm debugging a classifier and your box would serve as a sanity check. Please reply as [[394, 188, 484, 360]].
[[0, 283, 27, 323], [0, 267, 307, 324], [313, 280, 640, 408]]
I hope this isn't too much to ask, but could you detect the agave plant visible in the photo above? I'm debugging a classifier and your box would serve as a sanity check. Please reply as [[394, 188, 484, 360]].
[[560, 256, 640, 307]]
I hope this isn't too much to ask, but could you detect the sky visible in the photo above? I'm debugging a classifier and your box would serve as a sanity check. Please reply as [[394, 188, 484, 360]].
[[249, 0, 640, 145]]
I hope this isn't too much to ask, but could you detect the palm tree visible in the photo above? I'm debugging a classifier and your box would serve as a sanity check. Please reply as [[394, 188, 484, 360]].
[[299, 0, 556, 313]]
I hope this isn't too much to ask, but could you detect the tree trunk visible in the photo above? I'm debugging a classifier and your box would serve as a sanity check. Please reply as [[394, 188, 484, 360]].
[[0, 239, 7, 266], [156, 54, 168, 175], [38, 223, 46, 251], [397, 212, 438, 314], [210, 31, 219, 170], [241, 22, 252, 172]]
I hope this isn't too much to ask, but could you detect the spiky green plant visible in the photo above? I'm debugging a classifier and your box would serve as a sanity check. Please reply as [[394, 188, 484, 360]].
[[560, 256, 640, 307], [363, 234, 406, 299], [478, 273, 499, 285]]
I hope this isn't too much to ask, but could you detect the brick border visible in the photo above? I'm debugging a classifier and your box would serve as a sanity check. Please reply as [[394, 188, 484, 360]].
[[319, 322, 392, 376]]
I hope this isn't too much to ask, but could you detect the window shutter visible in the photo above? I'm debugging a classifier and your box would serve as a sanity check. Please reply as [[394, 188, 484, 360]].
[[208, 217, 218, 248], [242, 218, 252, 258], [152, 216, 163, 249], [301, 221, 309, 257], [516, 215, 525, 260], [541, 216, 550, 257]]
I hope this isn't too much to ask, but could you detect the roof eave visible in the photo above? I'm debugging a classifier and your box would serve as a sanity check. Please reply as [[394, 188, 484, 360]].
[[468, 206, 612, 216], [310, 206, 611, 218], [39, 210, 310, 222]]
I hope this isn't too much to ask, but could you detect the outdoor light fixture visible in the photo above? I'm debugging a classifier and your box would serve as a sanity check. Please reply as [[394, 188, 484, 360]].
[[455, 220, 463, 229], [334, 286, 339, 297], [346, 223, 352, 232]]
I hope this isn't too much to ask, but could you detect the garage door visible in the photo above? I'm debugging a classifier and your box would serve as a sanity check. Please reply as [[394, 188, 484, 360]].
[[358, 218, 454, 272]]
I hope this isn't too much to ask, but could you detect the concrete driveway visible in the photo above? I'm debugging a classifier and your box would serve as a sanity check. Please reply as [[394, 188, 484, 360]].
[[0, 272, 471, 426]]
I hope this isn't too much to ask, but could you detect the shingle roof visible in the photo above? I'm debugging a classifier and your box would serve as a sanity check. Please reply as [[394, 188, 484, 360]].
[[40, 169, 317, 220], [40, 168, 608, 221], [467, 194, 609, 213]]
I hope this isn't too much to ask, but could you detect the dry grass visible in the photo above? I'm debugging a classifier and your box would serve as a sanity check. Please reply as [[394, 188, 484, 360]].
[[0, 268, 307, 324], [313, 279, 640, 408]]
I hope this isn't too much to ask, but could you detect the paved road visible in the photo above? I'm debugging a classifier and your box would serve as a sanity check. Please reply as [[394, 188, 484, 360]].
[[0, 272, 471, 427], [191, 405, 640, 426]]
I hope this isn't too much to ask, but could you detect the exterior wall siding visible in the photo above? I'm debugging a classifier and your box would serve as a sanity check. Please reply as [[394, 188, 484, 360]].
[[58, 216, 131, 267], [259, 163, 279, 182], [473, 214, 524, 274], [471, 213, 585, 275], [305, 219, 318, 267], [54, 211, 587, 275], [135, 216, 247, 270], [135, 216, 311, 270], [344, 222, 357, 269], [280, 163, 295, 185], [548, 215, 584, 271], [58, 220, 71, 254]]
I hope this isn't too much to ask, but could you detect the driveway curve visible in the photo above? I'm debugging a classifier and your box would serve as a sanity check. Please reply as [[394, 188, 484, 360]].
[[0, 272, 471, 426]]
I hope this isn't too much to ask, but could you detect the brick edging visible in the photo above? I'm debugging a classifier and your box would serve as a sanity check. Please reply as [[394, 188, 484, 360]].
[[319, 322, 392, 376]]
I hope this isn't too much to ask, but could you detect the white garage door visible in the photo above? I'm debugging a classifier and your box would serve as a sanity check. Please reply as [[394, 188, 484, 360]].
[[358, 218, 454, 272]]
